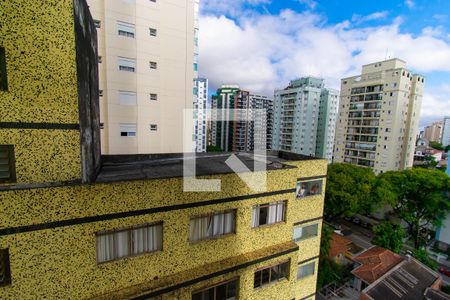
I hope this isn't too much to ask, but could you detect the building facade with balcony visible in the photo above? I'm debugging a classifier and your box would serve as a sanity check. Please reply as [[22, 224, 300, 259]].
[[87, 0, 197, 154], [423, 120, 443, 143], [272, 77, 339, 162], [0, 1, 326, 299], [333, 59, 424, 173], [211, 86, 273, 152], [441, 117, 450, 147], [194, 78, 208, 152]]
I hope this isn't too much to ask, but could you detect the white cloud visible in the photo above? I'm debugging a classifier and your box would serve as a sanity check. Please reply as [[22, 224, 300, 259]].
[[296, 0, 318, 10], [198, 10, 450, 123], [405, 0, 415, 8], [352, 11, 389, 24]]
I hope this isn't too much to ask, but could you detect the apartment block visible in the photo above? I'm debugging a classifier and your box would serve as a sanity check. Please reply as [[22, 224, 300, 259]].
[[194, 78, 208, 152], [211, 85, 273, 152], [87, 0, 196, 154], [0, 1, 326, 299], [272, 77, 339, 162], [424, 120, 443, 143], [333, 59, 424, 173], [441, 117, 450, 147]]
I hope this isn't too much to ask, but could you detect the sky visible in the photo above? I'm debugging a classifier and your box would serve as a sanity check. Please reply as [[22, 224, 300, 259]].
[[198, 0, 450, 128]]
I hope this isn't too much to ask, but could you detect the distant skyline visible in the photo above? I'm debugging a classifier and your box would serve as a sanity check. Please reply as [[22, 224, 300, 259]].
[[198, 0, 450, 128]]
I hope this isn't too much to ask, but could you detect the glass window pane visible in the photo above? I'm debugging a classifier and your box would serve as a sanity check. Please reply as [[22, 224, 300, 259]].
[[270, 265, 280, 281], [115, 231, 130, 258], [216, 284, 227, 300], [262, 268, 270, 285], [254, 271, 262, 288], [259, 207, 268, 226], [226, 280, 237, 298], [213, 213, 224, 236]]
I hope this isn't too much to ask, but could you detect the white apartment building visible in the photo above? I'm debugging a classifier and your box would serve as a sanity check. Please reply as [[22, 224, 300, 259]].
[[194, 78, 208, 152], [333, 58, 424, 173], [87, 0, 197, 154], [272, 77, 339, 162]]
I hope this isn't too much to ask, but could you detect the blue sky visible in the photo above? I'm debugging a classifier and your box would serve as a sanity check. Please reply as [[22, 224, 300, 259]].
[[198, 0, 450, 128]]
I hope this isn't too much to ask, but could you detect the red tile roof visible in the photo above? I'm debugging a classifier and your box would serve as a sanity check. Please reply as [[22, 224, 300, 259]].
[[329, 232, 353, 258], [352, 246, 403, 284]]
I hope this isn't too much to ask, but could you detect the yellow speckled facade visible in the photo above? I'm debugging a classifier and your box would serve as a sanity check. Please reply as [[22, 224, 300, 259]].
[[0, 0, 327, 299]]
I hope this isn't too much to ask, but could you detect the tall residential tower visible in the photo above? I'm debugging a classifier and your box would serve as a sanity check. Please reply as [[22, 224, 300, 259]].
[[272, 77, 339, 162], [87, 0, 197, 154], [333, 58, 424, 173]]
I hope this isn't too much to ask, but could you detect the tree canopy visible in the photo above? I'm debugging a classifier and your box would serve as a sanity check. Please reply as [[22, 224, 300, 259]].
[[378, 168, 450, 248], [430, 141, 444, 151], [325, 163, 385, 219], [372, 221, 405, 253]]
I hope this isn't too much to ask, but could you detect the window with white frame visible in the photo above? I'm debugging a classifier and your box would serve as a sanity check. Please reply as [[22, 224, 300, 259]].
[[296, 180, 322, 198], [297, 261, 315, 280], [150, 93, 158, 101], [96, 223, 162, 263], [189, 210, 236, 242], [118, 91, 137, 106], [293, 223, 318, 242], [117, 21, 135, 38], [149, 28, 157, 36], [150, 124, 157, 131], [118, 57, 136, 72], [120, 123, 136, 137], [149, 61, 157, 69], [251, 201, 285, 228]]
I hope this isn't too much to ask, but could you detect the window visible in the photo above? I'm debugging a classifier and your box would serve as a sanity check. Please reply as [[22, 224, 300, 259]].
[[189, 210, 235, 242], [96, 223, 162, 263], [99, 90, 103, 97], [93, 19, 101, 28], [251, 201, 285, 227], [120, 123, 136, 137], [0, 47, 7, 91], [150, 61, 157, 69], [0, 249, 11, 287], [0, 145, 16, 183], [296, 180, 322, 198], [118, 57, 136, 72], [150, 124, 158, 131], [119, 91, 137, 106], [100, 123, 104, 129], [150, 93, 158, 101], [117, 21, 135, 38], [149, 28, 157, 36], [194, 63, 198, 71], [293, 223, 318, 242], [98, 56, 102, 63], [192, 278, 238, 300], [297, 262, 315, 280], [254, 260, 289, 288]]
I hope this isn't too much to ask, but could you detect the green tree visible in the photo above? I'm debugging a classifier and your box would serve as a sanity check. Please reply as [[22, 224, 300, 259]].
[[413, 248, 438, 270], [372, 221, 405, 253], [430, 141, 444, 151], [206, 145, 223, 152], [320, 223, 333, 257], [325, 163, 385, 219], [379, 168, 450, 248]]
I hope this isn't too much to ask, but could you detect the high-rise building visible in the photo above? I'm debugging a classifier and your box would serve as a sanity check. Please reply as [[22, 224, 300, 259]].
[[423, 121, 443, 142], [194, 78, 208, 152], [1, 2, 327, 299], [272, 77, 339, 162], [441, 117, 450, 147], [333, 58, 424, 173], [211, 86, 273, 152], [87, 0, 197, 154]]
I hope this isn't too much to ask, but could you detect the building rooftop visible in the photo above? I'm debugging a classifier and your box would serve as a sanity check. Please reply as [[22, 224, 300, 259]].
[[363, 258, 441, 300], [424, 287, 450, 300], [329, 232, 353, 258], [96, 151, 317, 183], [352, 246, 403, 284]]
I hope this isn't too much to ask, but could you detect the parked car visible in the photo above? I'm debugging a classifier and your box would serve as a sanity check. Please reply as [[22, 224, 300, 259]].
[[439, 267, 450, 277]]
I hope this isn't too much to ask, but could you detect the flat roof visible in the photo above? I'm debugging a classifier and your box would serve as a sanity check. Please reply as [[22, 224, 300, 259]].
[[96, 151, 318, 183], [364, 258, 440, 300]]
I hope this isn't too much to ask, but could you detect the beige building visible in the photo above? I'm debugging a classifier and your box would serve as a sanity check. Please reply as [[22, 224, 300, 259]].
[[424, 121, 443, 143], [88, 0, 197, 154], [333, 58, 424, 174]]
